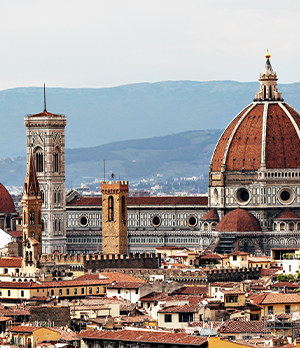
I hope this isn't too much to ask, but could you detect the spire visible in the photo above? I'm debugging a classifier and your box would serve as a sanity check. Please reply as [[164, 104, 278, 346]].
[[23, 152, 41, 197], [254, 50, 283, 101], [43, 83, 47, 112]]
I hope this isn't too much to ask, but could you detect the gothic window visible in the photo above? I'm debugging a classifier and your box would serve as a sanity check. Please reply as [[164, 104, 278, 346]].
[[54, 147, 60, 173], [35, 148, 44, 173], [42, 220, 45, 231], [108, 196, 114, 221], [30, 211, 35, 225], [54, 220, 57, 232], [57, 192, 60, 203], [54, 192, 57, 204], [58, 220, 61, 231], [41, 190, 44, 203]]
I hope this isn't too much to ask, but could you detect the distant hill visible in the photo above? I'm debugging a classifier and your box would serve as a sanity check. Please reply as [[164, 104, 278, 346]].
[[3, 79, 300, 158], [0, 129, 222, 188]]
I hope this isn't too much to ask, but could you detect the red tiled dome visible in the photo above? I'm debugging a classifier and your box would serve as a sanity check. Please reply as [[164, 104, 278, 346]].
[[216, 208, 261, 232], [201, 209, 219, 221], [0, 183, 16, 213], [211, 102, 300, 172], [274, 209, 300, 220]]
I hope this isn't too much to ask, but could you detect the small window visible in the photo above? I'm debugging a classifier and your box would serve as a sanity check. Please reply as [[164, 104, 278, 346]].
[[164, 314, 172, 323], [66, 289, 70, 295], [118, 289, 121, 294], [81, 288, 84, 294], [89, 287, 92, 294], [96, 287, 99, 294], [51, 289, 54, 296], [233, 255, 237, 261], [74, 288, 77, 295], [8, 290, 10, 297], [59, 289, 62, 296], [21, 290, 24, 297]]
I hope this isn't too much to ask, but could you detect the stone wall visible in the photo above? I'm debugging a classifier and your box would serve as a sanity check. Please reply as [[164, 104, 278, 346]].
[[30, 306, 70, 327]]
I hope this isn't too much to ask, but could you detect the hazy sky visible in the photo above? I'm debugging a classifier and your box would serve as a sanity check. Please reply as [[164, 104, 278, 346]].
[[0, 0, 299, 90]]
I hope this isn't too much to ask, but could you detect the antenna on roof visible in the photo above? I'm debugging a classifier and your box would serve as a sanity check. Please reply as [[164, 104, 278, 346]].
[[103, 159, 105, 182], [43, 83, 47, 112]]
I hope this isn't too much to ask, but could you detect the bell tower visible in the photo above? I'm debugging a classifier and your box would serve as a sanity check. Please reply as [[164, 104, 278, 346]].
[[21, 153, 42, 273], [24, 90, 67, 254], [101, 180, 129, 255]]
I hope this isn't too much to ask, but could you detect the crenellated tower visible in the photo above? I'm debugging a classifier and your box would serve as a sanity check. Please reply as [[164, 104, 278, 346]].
[[21, 153, 43, 273], [101, 181, 129, 255], [24, 99, 67, 254]]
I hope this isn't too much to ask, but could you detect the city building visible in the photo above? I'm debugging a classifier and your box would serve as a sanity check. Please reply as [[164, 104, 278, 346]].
[[24, 103, 67, 254]]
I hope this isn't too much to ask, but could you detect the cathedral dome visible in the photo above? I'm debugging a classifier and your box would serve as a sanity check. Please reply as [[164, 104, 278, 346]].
[[211, 52, 300, 173], [0, 183, 16, 213], [216, 208, 261, 232]]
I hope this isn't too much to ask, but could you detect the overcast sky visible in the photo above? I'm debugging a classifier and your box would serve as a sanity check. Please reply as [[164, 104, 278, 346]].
[[0, 0, 299, 90]]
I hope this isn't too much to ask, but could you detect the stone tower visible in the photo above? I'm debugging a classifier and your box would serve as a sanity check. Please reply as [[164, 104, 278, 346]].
[[24, 104, 67, 254], [101, 180, 129, 254], [21, 153, 42, 273]]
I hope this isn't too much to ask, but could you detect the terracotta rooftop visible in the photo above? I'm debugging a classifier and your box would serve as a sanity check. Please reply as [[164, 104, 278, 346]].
[[8, 231, 23, 239], [199, 252, 224, 260], [261, 268, 280, 276], [0, 183, 16, 213], [172, 286, 208, 296], [274, 209, 300, 220], [0, 257, 22, 268], [217, 208, 261, 232], [200, 209, 219, 221], [271, 282, 300, 289], [158, 304, 200, 313], [68, 196, 208, 207], [252, 292, 300, 305], [220, 319, 267, 334], [26, 110, 65, 118], [229, 251, 250, 256], [9, 326, 40, 333], [77, 329, 208, 346], [75, 271, 145, 284]]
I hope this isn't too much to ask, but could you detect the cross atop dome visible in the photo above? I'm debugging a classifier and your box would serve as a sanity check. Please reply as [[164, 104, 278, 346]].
[[254, 51, 283, 101]]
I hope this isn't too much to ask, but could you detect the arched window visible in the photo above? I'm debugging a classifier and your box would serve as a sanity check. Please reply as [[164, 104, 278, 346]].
[[54, 192, 57, 203], [41, 190, 45, 203], [42, 220, 45, 232], [54, 220, 57, 232], [58, 220, 61, 231], [30, 211, 35, 225], [57, 192, 60, 203], [108, 196, 114, 221], [35, 148, 44, 173], [54, 147, 60, 173]]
